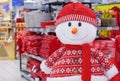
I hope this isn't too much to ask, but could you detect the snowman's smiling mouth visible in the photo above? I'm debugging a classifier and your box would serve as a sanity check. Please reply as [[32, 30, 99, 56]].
[[64, 33, 88, 40]]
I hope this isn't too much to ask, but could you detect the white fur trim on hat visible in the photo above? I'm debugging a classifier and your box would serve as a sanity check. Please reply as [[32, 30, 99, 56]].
[[104, 65, 119, 80], [40, 60, 51, 74], [47, 75, 108, 81], [56, 14, 97, 26]]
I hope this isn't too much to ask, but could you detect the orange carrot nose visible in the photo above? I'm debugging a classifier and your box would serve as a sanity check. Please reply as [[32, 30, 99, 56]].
[[71, 27, 78, 34]]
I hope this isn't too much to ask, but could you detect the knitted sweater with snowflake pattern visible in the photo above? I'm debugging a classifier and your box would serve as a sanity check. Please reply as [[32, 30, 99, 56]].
[[44, 44, 116, 79]]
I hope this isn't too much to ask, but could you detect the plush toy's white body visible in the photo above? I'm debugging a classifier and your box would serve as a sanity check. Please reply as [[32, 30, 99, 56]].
[[40, 2, 119, 81]]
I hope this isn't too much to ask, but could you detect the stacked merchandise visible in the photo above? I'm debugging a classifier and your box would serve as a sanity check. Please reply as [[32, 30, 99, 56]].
[[27, 59, 41, 79], [94, 5, 120, 73], [39, 34, 61, 59], [16, 30, 37, 54], [16, 18, 25, 28], [25, 35, 42, 55], [17, 30, 62, 80], [16, 18, 26, 37], [96, 6, 120, 38], [17, 30, 61, 58], [26, 58, 47, 80]]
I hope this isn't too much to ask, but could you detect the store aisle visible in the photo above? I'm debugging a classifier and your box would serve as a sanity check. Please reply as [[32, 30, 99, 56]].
[[0, 60, 27, 81]]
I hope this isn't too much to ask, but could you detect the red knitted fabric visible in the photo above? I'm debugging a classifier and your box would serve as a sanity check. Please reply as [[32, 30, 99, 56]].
[[45, 46, 112, 78], [56, 2, 97, 26], [82, 44, 91, 81]]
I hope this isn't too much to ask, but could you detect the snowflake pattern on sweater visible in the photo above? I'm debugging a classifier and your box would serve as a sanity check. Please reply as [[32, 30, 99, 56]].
[[45, 46, 112, 78]]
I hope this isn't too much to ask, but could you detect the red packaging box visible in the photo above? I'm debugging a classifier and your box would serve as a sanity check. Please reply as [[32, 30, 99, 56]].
[[27, 59, 41, 78], [39, 35, 61, 59], [22, 36, 30, 52], [41, 21, 55, 28], [17, 31, 37, 53], [27, 59, 41, 71], [26, 35, 42, 47]]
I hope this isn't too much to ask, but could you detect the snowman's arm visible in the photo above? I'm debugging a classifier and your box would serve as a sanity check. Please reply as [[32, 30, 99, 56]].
[[40, 47, 65, 74], [91, 48, 119, 80]]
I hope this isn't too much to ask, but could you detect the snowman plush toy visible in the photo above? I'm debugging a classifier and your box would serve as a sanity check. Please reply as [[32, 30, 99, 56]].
[[40, 2, 119, 81]]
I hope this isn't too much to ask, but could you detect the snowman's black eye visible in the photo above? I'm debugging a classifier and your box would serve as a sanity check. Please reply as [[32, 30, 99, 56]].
[[68, 22, 71, 27], [78, 22, 82, 27]]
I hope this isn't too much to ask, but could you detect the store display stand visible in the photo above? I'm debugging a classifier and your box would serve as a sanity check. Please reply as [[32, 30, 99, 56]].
[[19, 27, 55, 81], [20, 53, 44, 81], [97, 26, 119, 30]]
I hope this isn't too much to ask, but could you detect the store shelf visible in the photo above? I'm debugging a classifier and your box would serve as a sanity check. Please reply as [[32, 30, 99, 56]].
[[16, 27, 26, 28], [94, 2, 120, 11], [45, 1, 65, 5], [0, 40, 14, 42], [25, 53, 45, 61], [97, 26, 119, 30], [21, 70, 40, 81], [42, 1, 100, 5], [21, 70, 35, 81], [26, 27, 55, 33], [100, 2, 120, 5], [26, 27, 44, 32], [0, 26, 11, 29], [42, 1, 65, 5]]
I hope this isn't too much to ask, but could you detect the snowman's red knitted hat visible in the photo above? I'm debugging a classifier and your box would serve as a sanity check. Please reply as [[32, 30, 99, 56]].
[[56, 2, 97, 26]]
